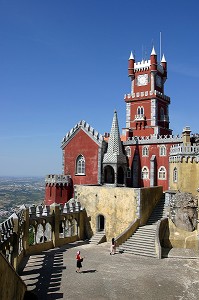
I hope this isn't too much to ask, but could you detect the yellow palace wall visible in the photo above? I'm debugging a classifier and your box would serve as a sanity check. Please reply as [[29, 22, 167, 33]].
[[169, 159, 199, 196]]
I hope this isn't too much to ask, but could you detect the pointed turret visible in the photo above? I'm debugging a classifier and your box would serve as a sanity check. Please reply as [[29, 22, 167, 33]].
[[102, 111, 127, 186], [150, 46, 157, 71], [103, 110, 126, 164], [161, 53, 166, 63], [128, 51, 135, 78], [161, 54, 167, 79], [151, 46, 156, 56]]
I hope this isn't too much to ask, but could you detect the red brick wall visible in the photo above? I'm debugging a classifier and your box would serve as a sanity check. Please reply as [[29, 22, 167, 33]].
[[45, 184, 72, 205], [126, 142, 178, 191], [63, 129, 99, 185]]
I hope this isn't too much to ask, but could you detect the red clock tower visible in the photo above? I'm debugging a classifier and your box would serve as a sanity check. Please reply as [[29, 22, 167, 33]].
[[125, 47, 171, 138]]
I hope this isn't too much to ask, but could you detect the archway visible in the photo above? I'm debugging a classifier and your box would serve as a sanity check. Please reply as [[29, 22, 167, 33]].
[[97, 214, 105, 232], [104, 165, 115, 184]]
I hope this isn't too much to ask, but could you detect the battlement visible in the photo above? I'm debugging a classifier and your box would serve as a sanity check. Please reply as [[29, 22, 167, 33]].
[[170, 144, 199, 156], [45, 174, 72, 185], [61, 120, 104, 148], [134, 59, 150, 71], [124, 134, 182, 146], [0, 201, 84, 271], [124, 90, 170, 103], [133, 59, 164, 74]]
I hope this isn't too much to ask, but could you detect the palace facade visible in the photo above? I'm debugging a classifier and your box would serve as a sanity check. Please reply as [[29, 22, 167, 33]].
[[44, 46, 198, 205]]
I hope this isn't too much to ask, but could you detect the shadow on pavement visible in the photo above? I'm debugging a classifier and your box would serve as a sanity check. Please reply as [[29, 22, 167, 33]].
[[19, 240, 89, 299], [81, 269, 97, 273]]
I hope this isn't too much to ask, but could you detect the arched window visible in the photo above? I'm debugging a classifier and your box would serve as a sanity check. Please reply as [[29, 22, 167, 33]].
[[159, 145, 166, 156], [125, 146, 131, 157], [173, 167, 178, 182], [29, 225, 36, 245], [142, 146, 149, 157], [36, 224, 44, 244], [44, 223, 52, 241], [76, 155, 85, 175], [158, 166, 166, 180], [137, 106, 144, 117], [141, 166, 149, 179], [71, 219, 78, 236]]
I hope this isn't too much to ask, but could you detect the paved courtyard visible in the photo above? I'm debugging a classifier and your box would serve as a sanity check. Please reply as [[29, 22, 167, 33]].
[[20, 241, 199, 300]]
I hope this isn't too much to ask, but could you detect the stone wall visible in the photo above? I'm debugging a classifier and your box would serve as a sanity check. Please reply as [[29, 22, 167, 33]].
[[0, 252, 26, 300], [169, 159, 199, 196], [75, 185, 163, 241], [163, 220, 199, 250]]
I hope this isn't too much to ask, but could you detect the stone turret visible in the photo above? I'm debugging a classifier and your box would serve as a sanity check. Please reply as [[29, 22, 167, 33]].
[[44, 174, 73, 206], [102, 110, 127, 186]]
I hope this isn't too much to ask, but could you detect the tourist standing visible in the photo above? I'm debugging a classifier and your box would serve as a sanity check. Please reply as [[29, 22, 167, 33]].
[[110, 238, 116, 255], [76, 250, 84, 273]]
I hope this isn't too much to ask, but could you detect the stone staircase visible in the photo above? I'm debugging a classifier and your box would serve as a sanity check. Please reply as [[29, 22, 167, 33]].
[[89, 230, 106, 245], [118, 195, 167, 258]]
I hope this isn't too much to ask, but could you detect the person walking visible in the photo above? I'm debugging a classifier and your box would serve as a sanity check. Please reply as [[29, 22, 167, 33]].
[[110, 238, 116, 255], [76, 250, 84, 273]]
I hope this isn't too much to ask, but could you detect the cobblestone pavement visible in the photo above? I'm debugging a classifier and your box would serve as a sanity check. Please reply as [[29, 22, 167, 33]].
[[20, 241, 199, 300]]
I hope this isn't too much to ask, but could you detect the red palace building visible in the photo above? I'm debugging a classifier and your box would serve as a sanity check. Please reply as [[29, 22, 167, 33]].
[[44, 46, 183, 206]]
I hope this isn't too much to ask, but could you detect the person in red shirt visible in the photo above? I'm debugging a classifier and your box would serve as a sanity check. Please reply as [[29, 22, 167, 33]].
[[76, 250, 84, 273]]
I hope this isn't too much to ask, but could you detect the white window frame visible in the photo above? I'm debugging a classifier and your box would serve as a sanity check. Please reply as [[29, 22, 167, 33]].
[[125, 146, 131, 157], [141, 166, 149, 179], [137, 106, 144, 117], [159, 145, 166, 156], [158, 166, 166, 180], [76, 155, 85, 175], [142, 146, 149, 157]]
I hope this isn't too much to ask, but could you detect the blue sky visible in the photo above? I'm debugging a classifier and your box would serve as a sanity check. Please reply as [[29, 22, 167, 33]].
[[0, 0, 199, 176]]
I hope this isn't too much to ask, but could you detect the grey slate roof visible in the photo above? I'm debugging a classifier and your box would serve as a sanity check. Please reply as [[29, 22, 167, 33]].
[[103, 111, 126, 164]]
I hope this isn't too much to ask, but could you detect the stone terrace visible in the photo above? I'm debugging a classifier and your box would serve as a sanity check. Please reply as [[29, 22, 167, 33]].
[[19, 241, 199, 300]]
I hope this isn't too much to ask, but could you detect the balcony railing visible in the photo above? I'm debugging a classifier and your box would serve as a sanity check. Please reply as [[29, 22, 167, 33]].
[[134, 114, 145, 121], [170, 145, 199, 155]]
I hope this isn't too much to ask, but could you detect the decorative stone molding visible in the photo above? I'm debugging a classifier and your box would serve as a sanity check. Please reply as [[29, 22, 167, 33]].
[[61, 120, 104, 149], [45, 174, 72, 186], [124, 134, 182, 146], [124, 90, 170, 103]]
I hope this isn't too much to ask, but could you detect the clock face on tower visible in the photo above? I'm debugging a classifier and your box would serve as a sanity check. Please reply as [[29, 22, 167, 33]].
[[137, 74, 148, 86]]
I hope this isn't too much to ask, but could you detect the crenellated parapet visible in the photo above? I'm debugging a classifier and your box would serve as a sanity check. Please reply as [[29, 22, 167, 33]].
[[170, 144, 199, 155], [169, 144, 199, 163], [124, 134, 182, 146], [45, 174, 72, 186], [124, 89, 170, 103], [0, 217, 14, 244], [29, 200, 83, 217], [134, 59, 150, 71], [61, 120, 104, 149], [0, 200, 85, 270]]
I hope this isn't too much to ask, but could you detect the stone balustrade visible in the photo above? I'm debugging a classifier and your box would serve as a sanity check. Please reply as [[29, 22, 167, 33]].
[[170, 145, 199, 156], [0, 201, 85, 271]]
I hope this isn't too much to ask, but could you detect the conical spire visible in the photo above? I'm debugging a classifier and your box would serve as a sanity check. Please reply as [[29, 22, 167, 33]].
[[161, 53, 166, 63], [103, 111, 126, 164], [129, 51, 134, 60], [151, 46, 156, 55]]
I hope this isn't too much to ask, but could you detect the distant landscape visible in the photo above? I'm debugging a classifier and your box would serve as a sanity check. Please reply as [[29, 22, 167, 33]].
[[0, 176, 45, 223]]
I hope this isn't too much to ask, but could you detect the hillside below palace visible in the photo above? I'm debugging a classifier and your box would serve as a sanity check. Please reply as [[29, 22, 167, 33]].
[[44, 46, 198, 205]]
